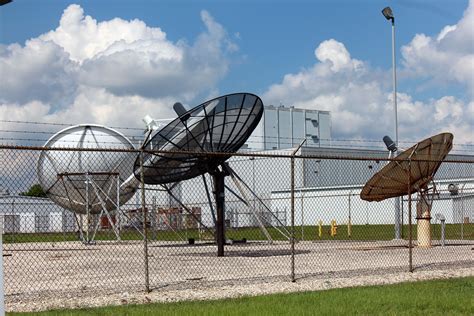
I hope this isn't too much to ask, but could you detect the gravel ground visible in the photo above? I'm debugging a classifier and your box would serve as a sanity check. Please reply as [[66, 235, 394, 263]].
[[4, 239, 474, 312]]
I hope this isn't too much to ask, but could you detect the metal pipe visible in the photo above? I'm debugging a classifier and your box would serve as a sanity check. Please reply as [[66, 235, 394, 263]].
[[408, 161, 413, 272], [290, 140, 305, 283], [391, 19, 399, 151], [392, 17, 402, 240], [440, 219, 446, 246], [348, 190, 352, 238], [213, 171, 226, 257], [290, 155, 295, 282], [301, 190, 305, 241], [85, 173, 90, 243], [140, 151, 150, 292], [387, 14, 401, 240], [116, 174, 121, 239], [460, 183, 466, 240]]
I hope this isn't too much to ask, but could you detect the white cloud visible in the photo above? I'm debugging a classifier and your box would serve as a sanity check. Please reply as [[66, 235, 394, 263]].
[[0, 100, 51, 124], [37, 4, 232, 99], [0, 4, 237, 144], [264, 36, 473, 145], [1, 2, 472, 150], [400, 0, 474, 92], [0, 39, 77, 105], [40, 4, 172, 63], [49, 87, 177, 127], [314, 39, 363, 72], [264, 40, 392, 140], [262, 1, 473, 146]]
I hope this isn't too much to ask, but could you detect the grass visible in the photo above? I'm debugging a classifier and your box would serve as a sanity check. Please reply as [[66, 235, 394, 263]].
[[9, 277, 474, 315], [3, 223, 472, 244]]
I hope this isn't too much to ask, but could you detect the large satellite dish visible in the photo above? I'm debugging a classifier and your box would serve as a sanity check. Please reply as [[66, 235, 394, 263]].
[[360, 132, 453, 248], [360, 133, 453, 202], [133, 93, 288, 256], [37, 124, 137, 214], [134, 93, 264, 184]]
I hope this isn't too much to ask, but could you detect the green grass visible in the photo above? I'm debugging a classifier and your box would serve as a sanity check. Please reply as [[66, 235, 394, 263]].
[[3, 223, 472, 244], [9, 277, 474, 315]]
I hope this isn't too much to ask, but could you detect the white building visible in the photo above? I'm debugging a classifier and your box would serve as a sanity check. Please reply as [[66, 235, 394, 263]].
[[272, 179, 474, 227], [144, 146, 474, 229], [0, 195, 76, 233]]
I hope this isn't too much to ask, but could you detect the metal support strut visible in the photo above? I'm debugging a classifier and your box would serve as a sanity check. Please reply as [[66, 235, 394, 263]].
[[212, 169, 226, 257]]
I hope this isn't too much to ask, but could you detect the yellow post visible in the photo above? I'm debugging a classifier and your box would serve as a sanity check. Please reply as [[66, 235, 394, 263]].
[[347, 219, 352, 238], [318, 220, 323, 238], [330, 220, 338, 237]]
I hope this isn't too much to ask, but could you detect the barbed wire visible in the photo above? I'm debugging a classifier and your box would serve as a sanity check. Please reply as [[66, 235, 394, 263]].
[[1, 119, 472, 147], [0, 120, 472, 154], [0, 138, 472, 155]]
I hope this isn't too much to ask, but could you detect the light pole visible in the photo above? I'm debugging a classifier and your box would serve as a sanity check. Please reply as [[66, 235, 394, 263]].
[[382, 6, 398, 148], [382, 6, 401, 239]]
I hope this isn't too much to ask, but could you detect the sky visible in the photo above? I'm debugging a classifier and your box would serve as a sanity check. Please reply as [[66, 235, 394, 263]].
[[0, 0, 473, 150]]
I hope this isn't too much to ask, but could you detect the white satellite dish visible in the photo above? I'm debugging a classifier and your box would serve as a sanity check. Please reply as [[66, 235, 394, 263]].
[[37, 124, 138, 215]]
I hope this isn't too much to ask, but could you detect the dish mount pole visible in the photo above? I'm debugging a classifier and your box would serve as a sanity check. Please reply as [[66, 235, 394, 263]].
[[211, 166, 228, 257]]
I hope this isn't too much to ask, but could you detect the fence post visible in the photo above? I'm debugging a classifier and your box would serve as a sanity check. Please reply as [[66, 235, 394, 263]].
[[290, 155, 295, 282], [290, 140, 306, 283], [407, 160, 413, 272], [140, 150, 150, 292], [0, 230, 4, 316]]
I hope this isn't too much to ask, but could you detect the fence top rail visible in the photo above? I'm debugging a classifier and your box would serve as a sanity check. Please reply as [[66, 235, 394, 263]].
[[1, 144, 473, 164]]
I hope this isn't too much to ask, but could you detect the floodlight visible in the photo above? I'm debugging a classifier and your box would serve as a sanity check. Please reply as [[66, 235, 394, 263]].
[[382, 6, 394, 21], [448, 183, 459, 196], [383, 135, 397, 152], [173, 102, 190, 122]]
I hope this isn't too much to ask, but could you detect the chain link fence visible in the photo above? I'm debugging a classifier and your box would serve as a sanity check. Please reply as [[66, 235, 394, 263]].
[[1, 145, 473, 301]]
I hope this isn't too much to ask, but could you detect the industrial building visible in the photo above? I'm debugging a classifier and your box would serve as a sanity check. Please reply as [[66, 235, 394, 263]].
[[141, 104, 472, 230], [149, 146, 473, 230], [245, 105, 331, 150], [2, 104, 472, 237]]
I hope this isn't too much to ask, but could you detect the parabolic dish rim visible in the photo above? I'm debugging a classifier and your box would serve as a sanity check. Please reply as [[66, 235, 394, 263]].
[[360, 132, 453, 202], [37, 124, 137, 214], [135, 92, 264, 184]]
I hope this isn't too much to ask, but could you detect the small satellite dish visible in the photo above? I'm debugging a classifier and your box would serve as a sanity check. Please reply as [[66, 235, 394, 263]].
[[360, 133, 453, 202], [135, 93, 264, 184]]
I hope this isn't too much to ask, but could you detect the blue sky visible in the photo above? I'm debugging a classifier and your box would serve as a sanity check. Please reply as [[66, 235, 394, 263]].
[[0, 0, 473, 147]]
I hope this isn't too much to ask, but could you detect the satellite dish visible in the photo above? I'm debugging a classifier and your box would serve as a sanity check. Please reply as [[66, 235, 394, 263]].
[[360, 133, 453, 202], [361, 132, 453, 248], [135, 93, 264, 184], [37, 124, 137, 214]]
